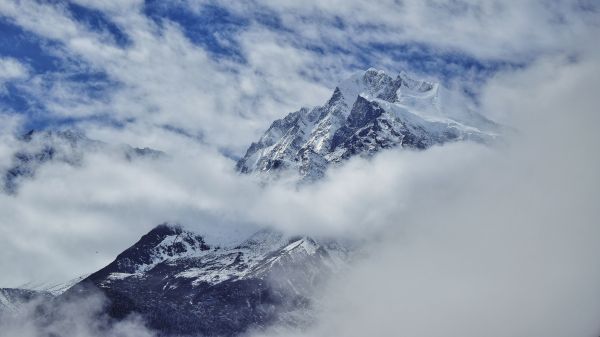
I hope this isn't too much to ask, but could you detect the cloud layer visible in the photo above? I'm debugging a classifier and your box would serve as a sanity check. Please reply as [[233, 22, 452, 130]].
[[248, 40, 600, 337], [0, 1, 599, 336], [1, 0, 597, 150], [0, 291, 156, 337]]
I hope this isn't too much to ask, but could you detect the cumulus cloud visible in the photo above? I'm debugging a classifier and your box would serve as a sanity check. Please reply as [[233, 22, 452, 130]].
[[0, 1, 599, 336], [0, 127, 260, 286], [0, 57, 28, 80], [0, 0, 335, 152], [243, 44, 600, 337], [2, 0, 595, 152], [0, 57, 28, 92]]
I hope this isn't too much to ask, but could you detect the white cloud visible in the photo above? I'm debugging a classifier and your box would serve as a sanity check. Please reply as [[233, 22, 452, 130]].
[[0, 0, 336, 152], [228, 0, 599, 61], [0, 2, 598, 336], [0, 57, 28, 92], [0, 127, 259, 286], [245, 43, 600, 337], [1, 0, 596, 153], [69, 0, 143, 13], [0, 291, 156, 337], [0, 57, 28, 80]]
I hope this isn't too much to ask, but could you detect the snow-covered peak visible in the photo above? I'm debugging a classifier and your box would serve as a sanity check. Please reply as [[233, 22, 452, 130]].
[[66, 225, 352, 336], [337, 68, 395, 107], [335, 68, 437, 107], [237, 68, 497, 180], [78, 224, 349, 296], [398, 70, 436, 92], [237, 228, 286, 251], [110, 223, 210, 274]]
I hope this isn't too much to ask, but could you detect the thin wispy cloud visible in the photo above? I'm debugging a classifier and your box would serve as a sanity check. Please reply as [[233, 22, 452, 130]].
[[2, 0, 595, 150]]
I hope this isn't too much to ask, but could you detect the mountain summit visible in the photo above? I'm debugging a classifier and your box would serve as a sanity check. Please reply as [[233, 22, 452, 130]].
[[237, 68, 496, 180], [3, 69, 498, 337], [65, 223, 349, 336]]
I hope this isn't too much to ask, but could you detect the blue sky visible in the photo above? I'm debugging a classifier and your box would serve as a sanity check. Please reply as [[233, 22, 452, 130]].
[[4, 0, 588, 153], [0, 2, 599, 322]]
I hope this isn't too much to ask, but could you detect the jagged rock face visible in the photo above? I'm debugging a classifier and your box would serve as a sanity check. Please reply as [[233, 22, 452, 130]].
[[237, 68, 496, 180], [66, 224, 349, 337], [1, 130, 163, 194], [9, 69, 498, 336]]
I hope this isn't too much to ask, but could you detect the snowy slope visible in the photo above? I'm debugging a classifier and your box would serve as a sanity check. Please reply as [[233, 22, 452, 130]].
[[237, 68, 497, 180], [0, 288, 51, 313], [3, 68, 501, 336], [66, 224, 351, 336], [19, 274, 91, 296]]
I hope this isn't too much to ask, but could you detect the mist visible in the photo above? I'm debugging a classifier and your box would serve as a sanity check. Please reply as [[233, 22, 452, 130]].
[[0, 1, 599, 335], [243, 49, 600, 337], [0, 291, 156, 337], [4, 44, 597, 337]]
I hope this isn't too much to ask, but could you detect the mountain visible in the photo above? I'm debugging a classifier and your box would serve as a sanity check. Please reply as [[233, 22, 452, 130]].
[[2, 129, 163, 194], [65, 224, 350, 336], [237, 68, 497, 180], [0, 288, 51, 313], [18, 274, 91, 297], [2, 68, 498, 336]]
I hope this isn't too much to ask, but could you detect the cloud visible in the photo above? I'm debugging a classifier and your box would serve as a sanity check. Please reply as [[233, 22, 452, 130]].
[[0, 0, 335, 152], [2, 0, 596, 153], [0, 57, 28, 80], [0, 57, 28, 93], [0, 290, 156, 337], [0, 2, 598, 336], [244, 42, 600, 337], [226, 0, 599, 61], [0, 126, 261, 286]]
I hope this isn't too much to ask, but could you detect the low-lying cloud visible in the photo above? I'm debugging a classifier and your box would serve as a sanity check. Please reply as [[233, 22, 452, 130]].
[[1, 47, 598, 337], [245, 45, 600, 337], [0, 1, 599, 336], [0, 291, 156, 337]]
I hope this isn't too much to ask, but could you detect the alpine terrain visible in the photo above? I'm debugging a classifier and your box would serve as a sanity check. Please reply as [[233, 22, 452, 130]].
[[237, 68, 497, 180], [66, 224, 350, 336], [3, 68, 498, 336]]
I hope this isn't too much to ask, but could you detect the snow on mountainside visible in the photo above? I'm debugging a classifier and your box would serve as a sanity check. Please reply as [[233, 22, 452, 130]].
[[20, 274, 91, 296], [65, 223, 351, 336], [1, 69, 501, 337], [0, 288, 51, 313], [1, 129, 163, 194], [237, 68, 498, 180]]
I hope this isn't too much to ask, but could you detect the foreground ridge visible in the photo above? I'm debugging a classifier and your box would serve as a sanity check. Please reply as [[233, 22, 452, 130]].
[[63, 223, 351, 336]]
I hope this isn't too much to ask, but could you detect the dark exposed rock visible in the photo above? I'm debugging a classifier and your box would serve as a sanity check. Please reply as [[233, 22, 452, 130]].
[[236, 68, 496, 180], [63, 224, 350, 336]]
